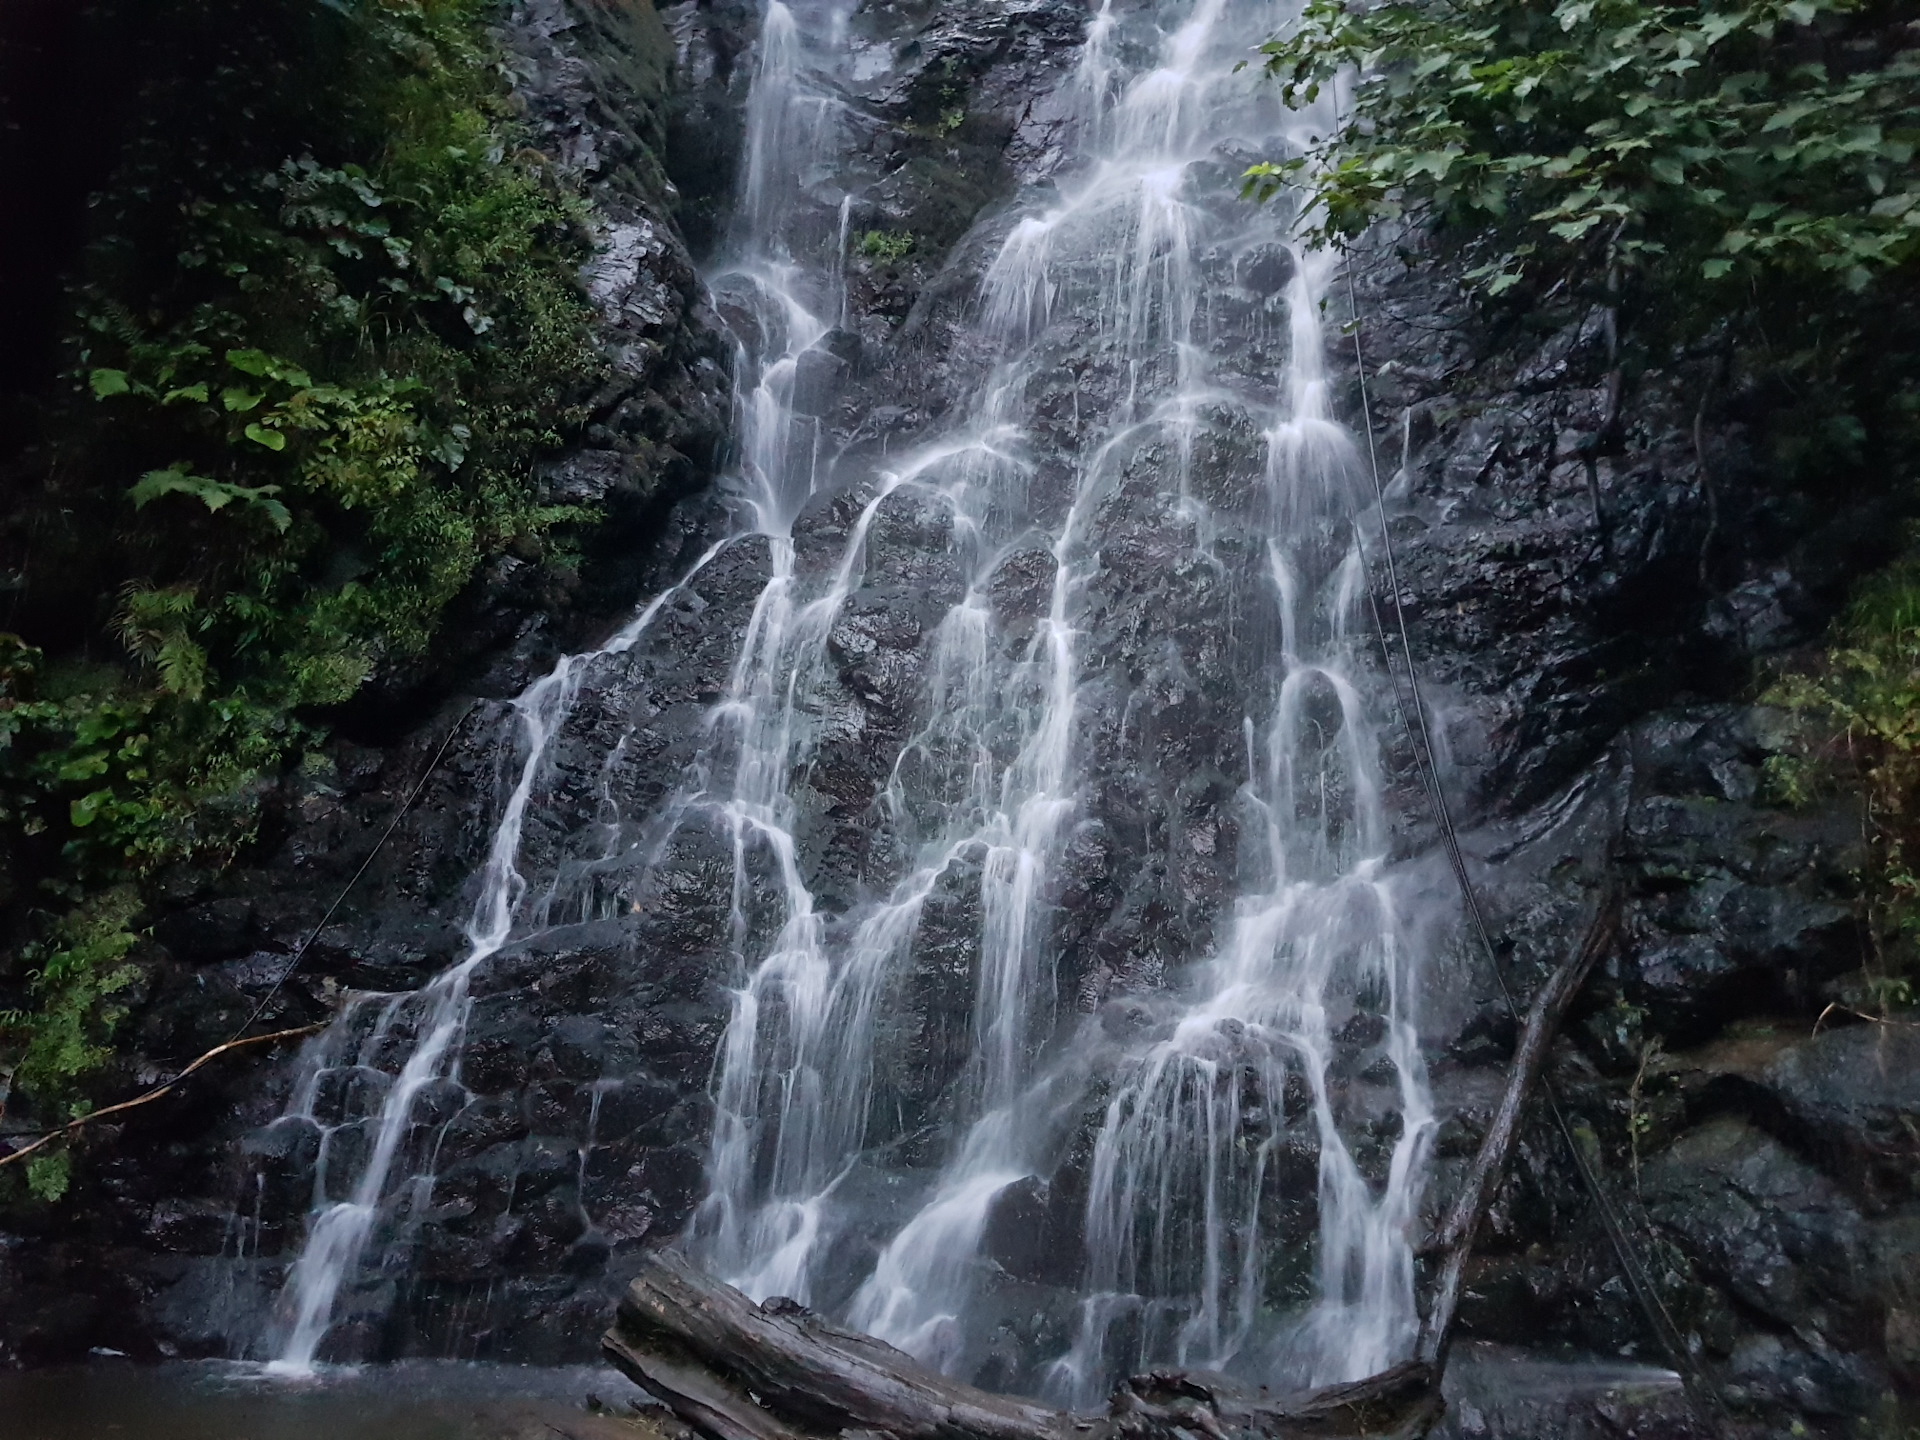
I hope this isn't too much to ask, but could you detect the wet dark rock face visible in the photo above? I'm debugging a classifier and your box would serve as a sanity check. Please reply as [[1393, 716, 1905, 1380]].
[[340, 0, 735, 730], [0, 2, 1914, 1436], [1350, 232, 1911, 1430]]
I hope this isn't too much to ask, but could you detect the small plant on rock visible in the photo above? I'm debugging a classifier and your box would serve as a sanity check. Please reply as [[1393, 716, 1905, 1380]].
[[858, 230, 917, 263]]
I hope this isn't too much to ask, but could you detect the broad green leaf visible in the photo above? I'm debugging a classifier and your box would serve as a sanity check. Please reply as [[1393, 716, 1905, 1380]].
[[69, 789, 114, 828], [1556, 0, 1595, 29], [89, 369, 130, 399], [55, 751, 109, 782], [1699, 11, 1744, 45], [130, 467, 206, 511], [244, 423, 287, 452], [1763, 101, 1818, 133], [128, 468, 289, 530]]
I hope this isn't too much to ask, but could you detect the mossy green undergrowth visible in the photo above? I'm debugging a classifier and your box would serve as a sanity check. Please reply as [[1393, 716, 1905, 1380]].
[[1770, 554, 1920, 1011], [0, 0, 606, 1175], [858, 230, 917, 262]]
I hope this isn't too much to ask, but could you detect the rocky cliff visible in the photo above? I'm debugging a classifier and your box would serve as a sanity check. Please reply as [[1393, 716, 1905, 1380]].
[[1352, 228, 1908, 1430], [0, 3, 1913, 1437]]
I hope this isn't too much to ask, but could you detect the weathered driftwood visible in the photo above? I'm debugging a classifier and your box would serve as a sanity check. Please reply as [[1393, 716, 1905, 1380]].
[[604, 1247, 1061, 1440], [604, 901, 1616, 1440]]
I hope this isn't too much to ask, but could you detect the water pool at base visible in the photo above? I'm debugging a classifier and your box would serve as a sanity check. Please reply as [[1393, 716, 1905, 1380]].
[[0, 1348, 1688, 1440], [0, 1361, 669, 1440]]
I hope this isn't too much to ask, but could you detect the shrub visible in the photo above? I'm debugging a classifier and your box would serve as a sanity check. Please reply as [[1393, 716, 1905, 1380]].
[[0, 0, 606, 1157]]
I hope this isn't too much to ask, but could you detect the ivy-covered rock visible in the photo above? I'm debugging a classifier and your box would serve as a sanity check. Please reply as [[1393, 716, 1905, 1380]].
[[0, 0, 724, 1177]]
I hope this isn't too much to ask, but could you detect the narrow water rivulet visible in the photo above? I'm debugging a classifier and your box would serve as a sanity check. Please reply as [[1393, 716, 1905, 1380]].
[[256, 0, 1452, 1401]]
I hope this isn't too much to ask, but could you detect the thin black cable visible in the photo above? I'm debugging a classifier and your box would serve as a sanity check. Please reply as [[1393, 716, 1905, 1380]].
[[1338, 254, 1731, 1429], [230, 699, 480, 1040], [0, 704, 482, 1169]]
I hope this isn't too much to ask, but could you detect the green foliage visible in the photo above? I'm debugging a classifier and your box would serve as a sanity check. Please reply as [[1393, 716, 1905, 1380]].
[[858, 230, 918, 262], [1768, 553, 1920, 1008], [0, 887, 141, 1178], [1253, 0, 1918, 301], [72, 0, 605, 678], [24, 1152, 73, 1204], [1258, 0, 1920, 1016], [129, 468, 292, 533], [6, 890, 143, 1105], [0, 0, 608, 1156], [1251, 0, 1920, 503]]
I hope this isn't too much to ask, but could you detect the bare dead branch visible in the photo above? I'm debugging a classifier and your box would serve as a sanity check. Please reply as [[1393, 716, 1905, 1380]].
[[0, 1023, 324, 1172]]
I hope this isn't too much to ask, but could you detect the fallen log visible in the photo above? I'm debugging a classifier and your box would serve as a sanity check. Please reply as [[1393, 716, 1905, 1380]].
[[603, 1251, 1441, 1440], [604, 1247, 1060, 1440], [604, 899, 1616, 1440]]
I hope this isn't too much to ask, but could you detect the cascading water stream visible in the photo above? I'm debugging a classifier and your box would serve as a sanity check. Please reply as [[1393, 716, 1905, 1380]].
[[1046, 249, 1435, 1404], [253, 0, 1448, 1399], [261, 548, 727, 1374], [691, 0, 1445, 1395], [255, 0, 852, 1372]]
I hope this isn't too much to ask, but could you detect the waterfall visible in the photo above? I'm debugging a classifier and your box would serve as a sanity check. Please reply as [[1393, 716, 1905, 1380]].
[[257, 0, 863, 1371], [693, 0, 1442, 1397], [252, 0, 1446, 1397], [257, 555, 729, 1374]]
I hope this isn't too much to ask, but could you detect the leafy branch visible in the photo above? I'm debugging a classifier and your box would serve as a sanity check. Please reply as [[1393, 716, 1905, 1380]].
[[1251, 0, 1919, 303]]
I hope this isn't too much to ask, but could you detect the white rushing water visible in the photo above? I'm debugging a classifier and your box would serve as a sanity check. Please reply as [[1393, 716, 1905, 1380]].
[[257, 0, 857, 1372], [258, 0, 1443, 1397], [689, 0, 1441, 1398], [260, 553, 729, 1375]]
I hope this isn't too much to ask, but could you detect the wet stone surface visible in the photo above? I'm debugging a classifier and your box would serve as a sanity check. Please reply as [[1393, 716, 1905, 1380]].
[[0, 1, 1914, 1436]]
